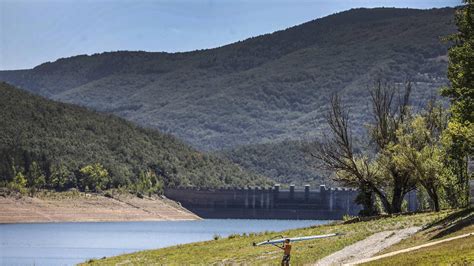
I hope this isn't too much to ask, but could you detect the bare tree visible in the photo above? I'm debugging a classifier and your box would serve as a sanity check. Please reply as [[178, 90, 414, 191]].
[[368, 81, 416, 213], [310, 81, 419, 214], [310, 94, 392, 214]]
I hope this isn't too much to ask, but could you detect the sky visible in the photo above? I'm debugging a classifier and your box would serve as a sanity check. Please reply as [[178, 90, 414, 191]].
[[0, 0, 460, 70]]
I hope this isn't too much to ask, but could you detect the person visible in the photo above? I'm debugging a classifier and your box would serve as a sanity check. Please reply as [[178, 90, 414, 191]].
[[279, 238, 291, 266]]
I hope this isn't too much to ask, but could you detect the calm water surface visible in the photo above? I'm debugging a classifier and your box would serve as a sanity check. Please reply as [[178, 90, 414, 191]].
[[0, 219, 329, 266]]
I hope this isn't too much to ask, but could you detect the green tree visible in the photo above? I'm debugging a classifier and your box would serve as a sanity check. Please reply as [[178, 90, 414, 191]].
[[311, 83, 421, 214], [131, 169, 163, 196], [368, 81, 417, 214], [7, 171, 28, 194], [392, 111, 451, 212], [310, 94, 390, 214], [442, 0, 474, 123], [441, 120, 474, 206], [13, 171, 27, 188], [28, 161, 46, 190], [311, 85, 458, 213], [441, 0, 474, 206], [49, 164, 70, 191], [79, 163, 110, 192]]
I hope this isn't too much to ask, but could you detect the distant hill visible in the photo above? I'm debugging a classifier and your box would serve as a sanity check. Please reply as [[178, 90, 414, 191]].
[[0, 7, 455, 150], [217, 137, 372, 186], [0, 83, 270, 191], [215, 140, 332, 186]]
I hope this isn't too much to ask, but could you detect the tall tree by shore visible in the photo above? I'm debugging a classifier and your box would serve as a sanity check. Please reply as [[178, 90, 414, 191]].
[[441, 0, 474, 207]]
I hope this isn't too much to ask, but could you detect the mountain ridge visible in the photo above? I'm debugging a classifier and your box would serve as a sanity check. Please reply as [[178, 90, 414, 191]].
[[0, 7, 455, 150]]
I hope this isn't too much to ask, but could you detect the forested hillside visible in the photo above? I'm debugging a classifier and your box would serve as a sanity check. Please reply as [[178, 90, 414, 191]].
[[0, 83, 270, 193], [216, 140, 331, 186], [0, 7, 455, 150], [218, 137, 372, 186]]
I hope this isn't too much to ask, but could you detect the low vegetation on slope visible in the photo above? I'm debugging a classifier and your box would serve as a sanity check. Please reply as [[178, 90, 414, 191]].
[[0, 8, 455, 150], [0, 83, 270, 194], [83, 210, 468, 265]]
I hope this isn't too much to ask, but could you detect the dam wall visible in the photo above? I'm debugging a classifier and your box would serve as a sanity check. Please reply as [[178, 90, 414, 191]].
[[165, 185, 364, 220]]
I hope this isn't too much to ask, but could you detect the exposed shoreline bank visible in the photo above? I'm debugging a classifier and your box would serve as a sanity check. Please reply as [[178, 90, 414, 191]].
[[0, 191, 199, 224]]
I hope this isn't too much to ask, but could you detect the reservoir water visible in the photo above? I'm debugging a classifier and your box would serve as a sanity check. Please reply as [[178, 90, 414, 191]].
[[0, 219, 329, 266]]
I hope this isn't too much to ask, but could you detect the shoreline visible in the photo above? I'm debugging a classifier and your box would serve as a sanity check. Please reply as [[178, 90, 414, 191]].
[[0, 217, 200, 225], [83, 209, 472, 265], [0, 191, 200, 224]]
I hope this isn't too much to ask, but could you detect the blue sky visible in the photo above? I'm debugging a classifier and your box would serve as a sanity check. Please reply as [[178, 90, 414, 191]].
[[0, 0, 459, 70]]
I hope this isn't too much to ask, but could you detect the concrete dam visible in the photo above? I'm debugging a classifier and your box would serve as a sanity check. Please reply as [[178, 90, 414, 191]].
[[164, 185, 364, 220]]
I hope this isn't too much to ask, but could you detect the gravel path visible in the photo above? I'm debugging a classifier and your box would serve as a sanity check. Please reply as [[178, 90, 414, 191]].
[[314, 227, 421, 266]]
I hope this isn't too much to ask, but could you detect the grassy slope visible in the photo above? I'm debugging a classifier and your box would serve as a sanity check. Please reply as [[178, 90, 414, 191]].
[[363, 208, 474, 265], [365, 237, 473, 265], [0, 82, 269, 188], [83, 210, 464, 265], [0, 8, 455, 150]]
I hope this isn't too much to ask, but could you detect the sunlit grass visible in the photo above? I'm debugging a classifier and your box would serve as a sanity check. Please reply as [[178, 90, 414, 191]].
[[363, 236, 474, 266], [362, 208, 473, 265], [82, 210, 457, 265]]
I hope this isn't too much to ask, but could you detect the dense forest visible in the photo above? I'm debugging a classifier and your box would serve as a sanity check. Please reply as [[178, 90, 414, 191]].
[[218, 138, 371, 186], [0, 7, 456, 150], [216, 140, 331, 186], [0, 83, 270, 194]]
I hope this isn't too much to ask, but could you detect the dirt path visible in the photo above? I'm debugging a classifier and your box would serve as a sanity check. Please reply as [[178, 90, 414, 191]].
[[314, 227, 420, 266]]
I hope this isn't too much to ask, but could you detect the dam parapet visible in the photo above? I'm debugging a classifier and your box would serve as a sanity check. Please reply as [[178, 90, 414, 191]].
[[165, 185, 363, 220]]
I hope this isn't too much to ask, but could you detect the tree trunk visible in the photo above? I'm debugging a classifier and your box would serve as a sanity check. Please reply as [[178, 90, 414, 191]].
[[424, 184, 440, 212], [369, 183, 392, 214], [391, 184, 404, 213], [429, 188, 440, 212], [356, 183, 377, 216], [465, 155, 470, 208], [380, 194, 393, 214], [433, 192, 440, 212]]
